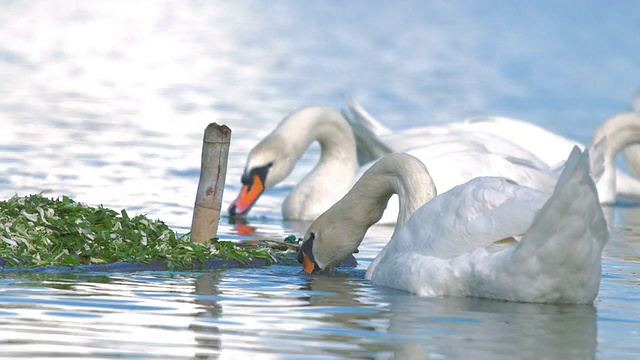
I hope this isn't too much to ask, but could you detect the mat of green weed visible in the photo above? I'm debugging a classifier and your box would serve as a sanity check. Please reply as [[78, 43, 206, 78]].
[[0, 194, 301, 272]]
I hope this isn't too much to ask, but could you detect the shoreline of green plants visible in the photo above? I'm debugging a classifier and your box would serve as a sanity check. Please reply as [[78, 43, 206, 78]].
[[0, 194, 295, 271]]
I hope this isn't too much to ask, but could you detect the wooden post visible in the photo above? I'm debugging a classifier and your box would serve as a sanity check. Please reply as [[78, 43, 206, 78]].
[[190, 123, 231, 243]]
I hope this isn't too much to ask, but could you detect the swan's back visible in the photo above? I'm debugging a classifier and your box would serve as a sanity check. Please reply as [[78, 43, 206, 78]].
[[391, 177, 548, 260], [343, 99, 549, 168], [405, 147, 557, 194], [455, 116, 580, 166]]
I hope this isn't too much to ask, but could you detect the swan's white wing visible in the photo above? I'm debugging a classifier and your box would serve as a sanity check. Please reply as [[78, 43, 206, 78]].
[[343, 97, 391, 137], [374, 126, 550, 170], [342, 98, 393, 165], [344, 99, 551, 168], [548, 137, 606, 185], [392, 176, 550, 260], [455, 116, 582, 166], [382, 129, 489, 154], [405, 148, 558, 194], [358, 144, 558, 226]]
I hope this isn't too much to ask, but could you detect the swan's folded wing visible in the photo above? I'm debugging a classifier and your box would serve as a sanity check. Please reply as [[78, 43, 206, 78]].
[[342, 98, 394, 165], [343, 97, 391, 137], [393, 177, 550, 260]]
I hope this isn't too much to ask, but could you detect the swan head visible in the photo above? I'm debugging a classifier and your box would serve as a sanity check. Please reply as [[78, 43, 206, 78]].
[[297, 153, 437, 273], [297, 232, 320, 274], [297, 200, 369, 273], [228, 135, 297, 216], [228, 106, 357, 218]]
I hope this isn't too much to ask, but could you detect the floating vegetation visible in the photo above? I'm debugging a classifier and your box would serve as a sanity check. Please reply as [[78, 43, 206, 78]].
[[0, 194, 288, 270]]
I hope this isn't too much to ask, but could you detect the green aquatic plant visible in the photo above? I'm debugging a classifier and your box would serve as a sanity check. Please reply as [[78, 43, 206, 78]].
[[0, 194, 282, 269]]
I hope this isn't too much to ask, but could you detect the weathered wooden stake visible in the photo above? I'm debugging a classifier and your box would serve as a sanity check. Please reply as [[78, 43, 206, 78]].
[[190, 123, 231, 243]]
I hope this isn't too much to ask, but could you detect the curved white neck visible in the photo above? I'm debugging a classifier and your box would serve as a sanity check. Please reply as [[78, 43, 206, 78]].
[[267, 107, 358, 218], [590, 113, 640, 203], [337, 153, 437, 242], [632, 91, 640, 113]]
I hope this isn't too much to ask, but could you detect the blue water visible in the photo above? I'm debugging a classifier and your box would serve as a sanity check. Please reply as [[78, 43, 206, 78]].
[[1, 1, 640, 358]]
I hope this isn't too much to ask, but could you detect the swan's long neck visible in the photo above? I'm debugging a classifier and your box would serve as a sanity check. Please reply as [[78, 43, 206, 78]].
[[270, 106, 356, 166], [306, 153, 437, 270], [339, 153, 437, 240], [632, 91, 640, 113], [266, 107, 358, 218], [590, 113, 640, 203], [622, 97, 640, 178]]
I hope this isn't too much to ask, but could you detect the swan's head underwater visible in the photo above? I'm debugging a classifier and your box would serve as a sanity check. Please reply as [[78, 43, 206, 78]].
[[297, 232, 320, 274], [297, 204, 369, 274]]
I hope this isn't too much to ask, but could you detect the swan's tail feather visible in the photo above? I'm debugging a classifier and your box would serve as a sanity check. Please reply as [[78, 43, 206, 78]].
[[587, 137, 606, 184], [548, 138, 605, 186], [509, 146, 609, 303], [342, 97, 394, 165]]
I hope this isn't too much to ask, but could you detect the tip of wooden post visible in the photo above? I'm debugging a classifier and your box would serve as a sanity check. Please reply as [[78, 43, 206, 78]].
[[204, 123, 232, 142]]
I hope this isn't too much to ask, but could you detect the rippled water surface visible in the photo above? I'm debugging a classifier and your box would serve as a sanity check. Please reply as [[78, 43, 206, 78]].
[[1, 1, 640, 359]]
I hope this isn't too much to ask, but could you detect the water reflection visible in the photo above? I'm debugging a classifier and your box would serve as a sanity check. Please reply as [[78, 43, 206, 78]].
[[191, 272, 223, 359], [227, 216, 257, 236], [301, 271, 598, 359], [0, 264, 610, 359], [226, 215, 313, 239]]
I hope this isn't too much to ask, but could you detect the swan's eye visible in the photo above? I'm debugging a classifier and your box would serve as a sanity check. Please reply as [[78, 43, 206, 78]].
[[241, 163, 273, 186], [297, 232, 315, 263]]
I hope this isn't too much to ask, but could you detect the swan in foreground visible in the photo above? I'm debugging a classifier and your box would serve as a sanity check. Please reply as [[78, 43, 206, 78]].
[[344, 99, 640, 203], [228, 106, 557, 221], [298, 149, 609, 304]]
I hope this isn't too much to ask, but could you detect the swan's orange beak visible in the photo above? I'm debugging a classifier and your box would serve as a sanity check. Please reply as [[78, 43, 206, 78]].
[[302, 252, 316, 274], [228, 175, 265, 216], [298, 235, 318, 274]]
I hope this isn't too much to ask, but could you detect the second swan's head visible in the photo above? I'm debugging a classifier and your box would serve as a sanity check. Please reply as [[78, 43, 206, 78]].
[[227, 134, 291, 216], [228, 106, 356, 217], [227, 107, 320, 216]]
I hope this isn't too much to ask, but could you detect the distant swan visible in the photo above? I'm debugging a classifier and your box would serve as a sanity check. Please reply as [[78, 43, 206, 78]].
[[298, 149, 608, 304], [344, 99, 640, 203], [228, 106, 560, 221], [622, 90, 640, 178]]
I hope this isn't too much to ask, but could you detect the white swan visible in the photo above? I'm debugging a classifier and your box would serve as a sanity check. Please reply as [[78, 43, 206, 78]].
[[345, 99, 640, 203], [228, 106, 358, 220], [228, 106, 558, 221], [298, 149, 608, 304]]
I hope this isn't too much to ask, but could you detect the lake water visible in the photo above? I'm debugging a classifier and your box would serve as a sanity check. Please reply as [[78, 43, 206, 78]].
[[1, 1, 639, 358]]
